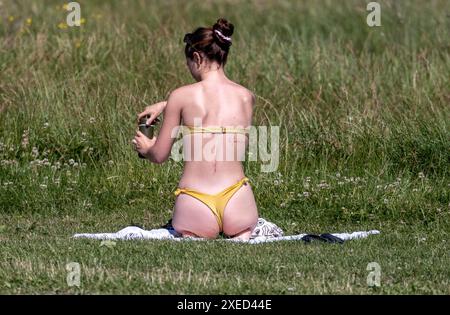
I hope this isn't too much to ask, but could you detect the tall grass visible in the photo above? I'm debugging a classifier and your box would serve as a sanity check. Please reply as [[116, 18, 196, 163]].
[[0, 0, 449, 230]]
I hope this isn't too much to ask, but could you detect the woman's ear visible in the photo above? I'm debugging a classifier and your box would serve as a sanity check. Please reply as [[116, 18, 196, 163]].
[[193, 51, 202, 68]]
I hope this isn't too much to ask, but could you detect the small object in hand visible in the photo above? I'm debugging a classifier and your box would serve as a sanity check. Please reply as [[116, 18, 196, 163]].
[[137, 115, 157, 159]]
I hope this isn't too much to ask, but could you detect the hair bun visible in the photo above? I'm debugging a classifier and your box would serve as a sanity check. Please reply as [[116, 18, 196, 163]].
[[213, 18, 234, 46]]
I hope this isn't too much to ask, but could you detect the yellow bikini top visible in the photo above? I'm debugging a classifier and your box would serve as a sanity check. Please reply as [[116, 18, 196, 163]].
[[182, 125, 250, 135]]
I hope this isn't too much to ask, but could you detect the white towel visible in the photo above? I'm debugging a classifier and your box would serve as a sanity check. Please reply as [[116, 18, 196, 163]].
[[73, 218, 380, 244]]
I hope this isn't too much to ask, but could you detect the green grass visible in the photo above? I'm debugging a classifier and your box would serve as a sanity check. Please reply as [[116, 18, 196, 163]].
[[0, 0, 449, 294], [0, 214, 449, 294]]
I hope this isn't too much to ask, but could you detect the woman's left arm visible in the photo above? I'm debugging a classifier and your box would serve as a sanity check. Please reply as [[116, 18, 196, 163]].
[[133, 90, 183, 164]]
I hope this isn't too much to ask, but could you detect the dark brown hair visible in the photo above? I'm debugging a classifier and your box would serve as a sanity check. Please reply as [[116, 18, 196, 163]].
[[183, 18, 234, 66]]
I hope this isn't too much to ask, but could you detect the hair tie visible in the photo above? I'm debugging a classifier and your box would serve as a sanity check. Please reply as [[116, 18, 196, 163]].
[[214, 29, 232, 43]]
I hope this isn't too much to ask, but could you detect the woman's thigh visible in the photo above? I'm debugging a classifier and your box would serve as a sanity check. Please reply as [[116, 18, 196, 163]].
[[222, 183, 258, 237], [172, 194, 220, 238]]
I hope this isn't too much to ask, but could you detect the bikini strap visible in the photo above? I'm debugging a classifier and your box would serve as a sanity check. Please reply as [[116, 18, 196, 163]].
[[183, 125, 250, 134], [174, 188, 184, 196], [174, 177, 250, 196]]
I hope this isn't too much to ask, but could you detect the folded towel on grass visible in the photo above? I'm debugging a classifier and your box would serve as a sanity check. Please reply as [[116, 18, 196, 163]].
[[73, 218, 380, 244]]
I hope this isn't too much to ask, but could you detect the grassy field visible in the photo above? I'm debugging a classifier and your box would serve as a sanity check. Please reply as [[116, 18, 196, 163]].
[[0, 0, 449, 294]]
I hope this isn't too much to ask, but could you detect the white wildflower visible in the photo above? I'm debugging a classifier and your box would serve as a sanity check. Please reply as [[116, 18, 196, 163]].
[[31, 147, 39, 158], [21, 130, 29, 149]]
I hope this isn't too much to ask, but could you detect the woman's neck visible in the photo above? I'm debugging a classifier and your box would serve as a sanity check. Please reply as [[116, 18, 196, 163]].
[[199, 65, 227, 81]]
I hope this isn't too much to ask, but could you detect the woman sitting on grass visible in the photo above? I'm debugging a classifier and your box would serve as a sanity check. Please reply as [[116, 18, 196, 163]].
[[132, 18, 258, 240]]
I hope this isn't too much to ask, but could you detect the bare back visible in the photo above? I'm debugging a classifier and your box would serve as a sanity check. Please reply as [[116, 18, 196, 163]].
[[177, 78, 255, 193]]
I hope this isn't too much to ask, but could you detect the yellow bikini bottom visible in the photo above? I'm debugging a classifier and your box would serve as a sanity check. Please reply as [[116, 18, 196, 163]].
[[174, 177, 250, 232]]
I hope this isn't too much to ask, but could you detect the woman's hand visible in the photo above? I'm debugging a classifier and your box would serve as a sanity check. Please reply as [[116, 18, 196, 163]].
[[132, 130, 157, 159], [137, 101, 166, 126]]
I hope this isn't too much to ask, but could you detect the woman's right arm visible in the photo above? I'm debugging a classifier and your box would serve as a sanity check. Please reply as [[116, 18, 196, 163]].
[[137, 101, 167, 126], [142, 90, 183, 164]]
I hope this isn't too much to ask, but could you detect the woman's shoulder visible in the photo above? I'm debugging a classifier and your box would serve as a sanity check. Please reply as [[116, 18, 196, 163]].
[[165, 84, 198, 107], [226, 80, 255, 105], [169, 83, 197, 97], [168, 81, 255, 107]]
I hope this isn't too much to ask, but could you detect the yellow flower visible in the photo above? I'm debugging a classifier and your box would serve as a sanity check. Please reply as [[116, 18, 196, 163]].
[[62, 3, 69, 10], [58, 22, 68, 29], [8, 16, 15, 22], [26, 18, 32, 25], [74, 18, 86, 26]]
